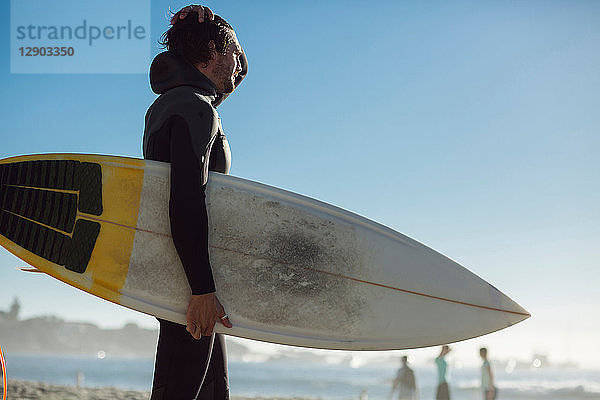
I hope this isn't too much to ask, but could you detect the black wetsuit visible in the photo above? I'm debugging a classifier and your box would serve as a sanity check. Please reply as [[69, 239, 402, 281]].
[[143, 50, 247, 400]]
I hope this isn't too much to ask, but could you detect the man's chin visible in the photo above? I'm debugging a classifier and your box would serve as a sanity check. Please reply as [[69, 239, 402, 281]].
[[219, 87, 235, 95]]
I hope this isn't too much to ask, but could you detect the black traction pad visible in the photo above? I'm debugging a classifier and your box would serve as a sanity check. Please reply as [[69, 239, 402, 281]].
[[0, 159, 103, 273]]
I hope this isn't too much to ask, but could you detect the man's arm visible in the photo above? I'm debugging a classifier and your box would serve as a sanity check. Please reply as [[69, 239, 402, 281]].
[[167, 110, 232, 338], [169, 115, 214, 294]]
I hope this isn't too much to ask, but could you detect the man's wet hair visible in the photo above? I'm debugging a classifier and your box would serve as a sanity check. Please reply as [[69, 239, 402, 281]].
[[159, 11, 235, 66]]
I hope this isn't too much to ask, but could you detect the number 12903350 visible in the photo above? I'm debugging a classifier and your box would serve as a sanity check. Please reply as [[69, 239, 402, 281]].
[[19, 46, 75, 56]]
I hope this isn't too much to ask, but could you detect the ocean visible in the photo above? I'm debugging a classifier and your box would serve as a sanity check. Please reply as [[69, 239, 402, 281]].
[[3, 353, 599, 400]]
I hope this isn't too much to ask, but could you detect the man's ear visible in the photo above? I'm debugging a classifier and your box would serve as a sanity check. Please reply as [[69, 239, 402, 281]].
[[207, 40, 217, 61], [197, 41, 216, 69]]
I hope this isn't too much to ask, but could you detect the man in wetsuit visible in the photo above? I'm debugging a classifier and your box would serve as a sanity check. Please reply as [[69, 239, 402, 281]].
[[142, 5, 247, 399]]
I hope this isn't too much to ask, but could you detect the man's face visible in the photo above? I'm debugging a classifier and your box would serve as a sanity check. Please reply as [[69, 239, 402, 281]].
[[212, 32, 243, 94]]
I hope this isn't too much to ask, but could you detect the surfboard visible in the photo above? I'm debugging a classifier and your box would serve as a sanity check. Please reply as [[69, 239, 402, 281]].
[[0, 153, 529, 350]]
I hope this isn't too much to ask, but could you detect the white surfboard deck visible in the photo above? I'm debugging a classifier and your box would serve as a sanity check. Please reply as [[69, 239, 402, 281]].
[[126, 160, 528, 350]]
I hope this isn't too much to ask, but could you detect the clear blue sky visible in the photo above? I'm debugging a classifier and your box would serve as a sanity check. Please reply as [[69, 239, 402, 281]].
[[1, 1, 599, 367]]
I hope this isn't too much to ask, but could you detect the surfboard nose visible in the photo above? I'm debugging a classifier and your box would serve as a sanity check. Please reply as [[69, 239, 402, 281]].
[[512, 301, 531, 321], [479, 281, 530, 328], [499, 289, 531, 323]]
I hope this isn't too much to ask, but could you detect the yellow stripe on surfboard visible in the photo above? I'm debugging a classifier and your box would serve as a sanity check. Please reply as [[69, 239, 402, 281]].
[[0, 154, 146, 306]]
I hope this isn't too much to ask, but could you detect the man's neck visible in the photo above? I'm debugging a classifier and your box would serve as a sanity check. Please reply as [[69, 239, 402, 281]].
[[195, 64, 219, 92]]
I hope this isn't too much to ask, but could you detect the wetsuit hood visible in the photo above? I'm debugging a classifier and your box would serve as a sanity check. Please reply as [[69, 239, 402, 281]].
[[149, 51, 248, 107]]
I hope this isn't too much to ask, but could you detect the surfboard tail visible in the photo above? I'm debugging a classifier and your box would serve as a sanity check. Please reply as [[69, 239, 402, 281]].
[[17, 266, 45, 273]]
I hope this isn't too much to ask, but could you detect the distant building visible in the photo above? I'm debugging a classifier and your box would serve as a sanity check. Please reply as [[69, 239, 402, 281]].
[[0, 297, 20, 321]]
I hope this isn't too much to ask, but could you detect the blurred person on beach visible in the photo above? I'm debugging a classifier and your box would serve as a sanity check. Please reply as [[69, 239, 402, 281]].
[[360, 389, 369, 400], [143, 4, 247, 399], [480, 347, 497, 400], [435, 345, 451, 400], [390, 356, 418, 400]]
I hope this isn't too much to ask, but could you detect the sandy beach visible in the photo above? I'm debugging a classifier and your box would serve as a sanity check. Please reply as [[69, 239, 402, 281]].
[[3, 379, 312, 400], [4, 379, 150, 400]]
